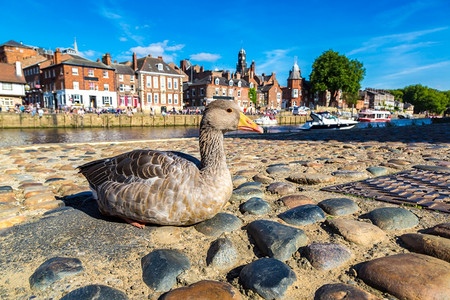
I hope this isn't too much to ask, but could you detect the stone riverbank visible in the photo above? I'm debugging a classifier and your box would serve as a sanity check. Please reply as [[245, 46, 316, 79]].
[[0, 123, 449, 299]]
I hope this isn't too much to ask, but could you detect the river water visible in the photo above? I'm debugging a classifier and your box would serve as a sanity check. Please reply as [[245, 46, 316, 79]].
[[0, 118, 432, 147]]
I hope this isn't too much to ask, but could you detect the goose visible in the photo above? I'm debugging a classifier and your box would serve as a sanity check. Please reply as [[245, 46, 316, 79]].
[[78, 100, 263, 228]]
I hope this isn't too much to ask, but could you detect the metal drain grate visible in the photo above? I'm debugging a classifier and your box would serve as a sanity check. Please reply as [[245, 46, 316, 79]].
[[321, 169, 450, 213]]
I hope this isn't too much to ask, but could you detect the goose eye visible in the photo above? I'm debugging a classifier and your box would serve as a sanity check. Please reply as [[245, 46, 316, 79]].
[[226, 108, 233, 113]]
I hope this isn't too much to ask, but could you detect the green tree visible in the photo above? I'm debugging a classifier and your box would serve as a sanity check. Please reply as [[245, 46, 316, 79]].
[[310, 49, 366, 107], [387, 89, 404, 102], [403, 84, 449, 114], [248, 87, 257, 106], [342, 92, 358, 107]]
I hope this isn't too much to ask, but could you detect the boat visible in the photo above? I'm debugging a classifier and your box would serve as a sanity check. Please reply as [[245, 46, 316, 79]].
[[254, 115, 278, 126], [357, 110, 391, 122], [299, 111, 358, 130]]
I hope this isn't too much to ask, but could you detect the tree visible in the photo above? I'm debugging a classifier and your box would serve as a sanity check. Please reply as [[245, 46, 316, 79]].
[[310, 50, 365, 107], [403, 84, 449, 114], [248, 87, 257, 106]]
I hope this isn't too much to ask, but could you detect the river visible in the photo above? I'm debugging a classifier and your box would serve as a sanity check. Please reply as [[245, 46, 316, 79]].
[[0, 118, 433, 147]]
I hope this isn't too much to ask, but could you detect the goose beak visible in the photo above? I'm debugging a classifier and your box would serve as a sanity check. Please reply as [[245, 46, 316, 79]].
[[238, 113, 264, 133]]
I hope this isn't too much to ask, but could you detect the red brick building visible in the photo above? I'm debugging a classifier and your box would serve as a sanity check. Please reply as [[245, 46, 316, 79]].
[[40, 48, 116, 110], [283, 61, 303, 108]]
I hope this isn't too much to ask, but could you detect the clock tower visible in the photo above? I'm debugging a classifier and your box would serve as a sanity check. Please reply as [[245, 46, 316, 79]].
[[236, 48, 247, 76]]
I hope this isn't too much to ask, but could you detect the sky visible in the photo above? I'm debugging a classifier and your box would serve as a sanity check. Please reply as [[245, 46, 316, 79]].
[[1, 0, 449, 91]]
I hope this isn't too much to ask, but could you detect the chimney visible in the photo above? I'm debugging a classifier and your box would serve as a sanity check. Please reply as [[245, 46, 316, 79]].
[[225, 71, 231, 80], [200, 66, 204, 72], [158, 56, 163, 61], [15, 61, 22, 77], [114, 60, 117, 63], [132, 52, 137, 71], [180, 60, 186, 71], [148, 54, 152, 57], [102, 53, 112, 65], [211, 75, 214, 84], [236, 72, 241, 80], [96, 58, 101, 62], [54, 48, 61, 64]]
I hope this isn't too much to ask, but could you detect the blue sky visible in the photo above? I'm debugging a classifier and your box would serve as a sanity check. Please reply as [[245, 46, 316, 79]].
[[1, 0, 449, 90]]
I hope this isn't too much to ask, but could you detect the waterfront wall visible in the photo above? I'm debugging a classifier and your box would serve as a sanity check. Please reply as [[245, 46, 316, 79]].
[[0, 113, 308, 128]]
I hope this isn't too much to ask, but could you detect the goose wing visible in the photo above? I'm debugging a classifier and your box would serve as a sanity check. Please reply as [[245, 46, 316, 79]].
[[78, 149, 200, 189]]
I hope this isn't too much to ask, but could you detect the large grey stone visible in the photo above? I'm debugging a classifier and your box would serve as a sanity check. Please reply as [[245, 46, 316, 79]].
[[318, 198, 359, 216], [247, 220, 308, 261], [366, 166, 389, 176], [141, 249, 190, 292], [326, 219, 386, 246], [278, 204, 325, 226], [29, 257, 83, 290], [60, 285, 128, 300], [288, 173, 336, 185], [240, 197, 271, 215], [366, 207, 418, 230], [194, 213, 242, 237], [266, 182, 297, 195], [239, 258, 296, 299], [305, 243, 352, 270], [206, 238, 238, 269]]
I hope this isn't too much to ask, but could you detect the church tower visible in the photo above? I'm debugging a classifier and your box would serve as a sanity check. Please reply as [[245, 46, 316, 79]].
[[287, 58, 302, 107], [236, 48, 247, 76]]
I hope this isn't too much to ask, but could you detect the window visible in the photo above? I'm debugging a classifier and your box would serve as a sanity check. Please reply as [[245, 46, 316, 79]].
[[44, 71, 47, 78], [174, 94, 178, 104], [200, 88, 204, 96], [89, 82, 95, 90], [119, 84, 124, 92], [119, 74, 124, 81], [72, 67, 78, 75], [73, 81, 79, 90], [103, 71, 108, 78], [131, 85, 135, 92], [154, 93, 159, 104], [153, 76, 159, 88], [192, 89, 196, 96], [160, 77, 165, 89], [167, 78, 172, 89], [0, 97, 14, 106], [130, 75, 135, 82], [215, 88, 219, 95], [173, 78, 178, 89], [147, 93, 152, 104], [102, 96, 111, 105], [120, 95, 125, 106], [52, 69, 55, 77], [250, 83, 254, 88], [146, 76, 152, 88], [229, 80, 233, 86], [229, 89, 233, 96], [161, 93, 166, 104], [2, 83, 12, 90], [277, 92, 281, 100], [168, 94, 172, 104], [238, 81, 241, 87], [88, 69, 94, 77], [238, 90, 241, 97], [104, 84, 109, 91], [292, 89, 298, 98], [222, 88, 226, 96], [215, 78, 219, 85], [157, 63, 163, 71]]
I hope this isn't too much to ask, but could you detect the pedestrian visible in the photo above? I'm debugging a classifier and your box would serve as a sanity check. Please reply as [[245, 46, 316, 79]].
[[38, 108, 44, 118]]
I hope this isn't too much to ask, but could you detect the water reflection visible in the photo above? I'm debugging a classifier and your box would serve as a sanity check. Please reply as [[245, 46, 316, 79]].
[[0, 118, 433, 147]]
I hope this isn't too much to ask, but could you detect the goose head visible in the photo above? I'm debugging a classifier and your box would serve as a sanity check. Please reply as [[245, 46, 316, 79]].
[[201, 100, 264, 133]]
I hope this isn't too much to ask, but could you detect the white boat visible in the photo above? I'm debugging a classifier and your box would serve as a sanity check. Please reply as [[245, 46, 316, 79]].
[[254, 115, 278, 126], [357, 110, 391, 122], [299, 111, 358, 130]]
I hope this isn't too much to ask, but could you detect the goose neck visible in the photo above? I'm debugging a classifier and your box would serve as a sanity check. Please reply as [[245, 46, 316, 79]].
[[199, 127, 226, 172]]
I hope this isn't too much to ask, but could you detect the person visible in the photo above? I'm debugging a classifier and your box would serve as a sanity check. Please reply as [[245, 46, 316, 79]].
[[38, 108, 44, 118]]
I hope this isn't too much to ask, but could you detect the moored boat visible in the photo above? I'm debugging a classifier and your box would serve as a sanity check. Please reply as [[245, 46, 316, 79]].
[[299, 111, 358, 130], [254, 115, 278, 126], [357, 110, 391, 122]]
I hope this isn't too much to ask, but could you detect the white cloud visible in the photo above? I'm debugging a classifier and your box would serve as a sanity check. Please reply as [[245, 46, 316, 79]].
[[78, 50, 102, 59], [384, 61, 450, 78], [129, 40, 184, 63], [190, 53, 222, 62], [347, 27, 447, 55], [119, 37, 128, 42]]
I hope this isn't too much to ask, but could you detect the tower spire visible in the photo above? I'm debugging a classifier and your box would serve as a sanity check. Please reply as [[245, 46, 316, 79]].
[[74, 37, 78, 53]]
